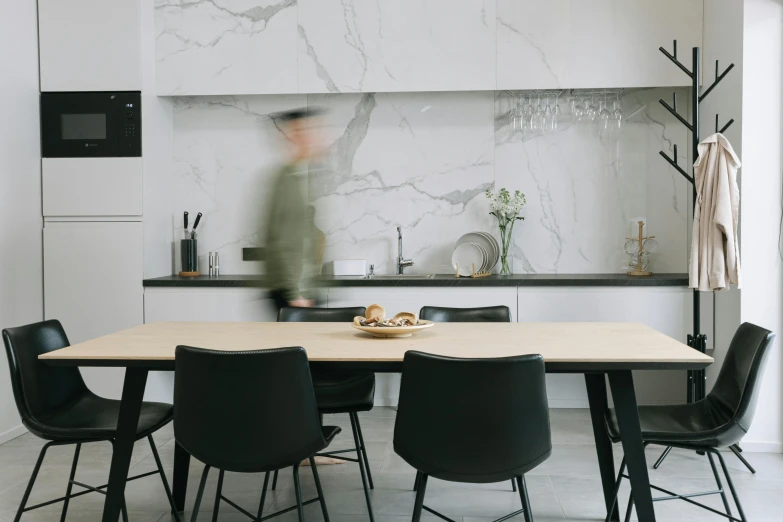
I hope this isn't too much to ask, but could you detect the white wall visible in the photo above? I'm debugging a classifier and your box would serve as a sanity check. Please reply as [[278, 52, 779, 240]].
[[740, 0, 783, 452], [0, 0, 43, 443], [703, 0, 744, 390]]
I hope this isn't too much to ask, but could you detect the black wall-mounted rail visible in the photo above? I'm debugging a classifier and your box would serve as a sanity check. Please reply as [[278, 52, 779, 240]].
[[657, 40, 735, 403]]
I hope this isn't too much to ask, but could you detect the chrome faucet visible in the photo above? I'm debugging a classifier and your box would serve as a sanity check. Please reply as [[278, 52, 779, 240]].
[[397, 226, 414, 275]]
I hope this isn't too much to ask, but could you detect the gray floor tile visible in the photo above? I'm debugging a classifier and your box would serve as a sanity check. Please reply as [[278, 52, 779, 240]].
[[2, 409, 782, 522]]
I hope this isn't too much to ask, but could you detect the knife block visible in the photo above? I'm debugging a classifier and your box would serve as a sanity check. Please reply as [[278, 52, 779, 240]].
[[179, 239, 200, 276]]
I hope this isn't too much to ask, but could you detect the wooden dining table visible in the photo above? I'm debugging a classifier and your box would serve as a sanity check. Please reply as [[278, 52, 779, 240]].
[[40, 321, 713, 522]]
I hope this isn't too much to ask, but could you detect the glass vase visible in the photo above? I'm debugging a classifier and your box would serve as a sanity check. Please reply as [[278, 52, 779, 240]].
[[500, 253, 513, 275]]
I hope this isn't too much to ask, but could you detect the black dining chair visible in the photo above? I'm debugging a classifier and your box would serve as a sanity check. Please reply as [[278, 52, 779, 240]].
[[273, 306, 376, 521], [419, 305, 512, 323], [605, 322, 775, 522], [175, 345, 340, 522], [2, 319, 179, 522], [394, 351, 552, 522], [416, 304, 517, 493]]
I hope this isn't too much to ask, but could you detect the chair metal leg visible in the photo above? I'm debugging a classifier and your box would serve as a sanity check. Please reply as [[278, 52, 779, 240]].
[[413, 471, 421, 492], [349, 410, 375, 522], [121, 498, 129, 522], [623, 495, 634, 522], [729, 445, 756, 474], [652, 446, 673, 469], [511, 479, 517, 492], [412, 473, 428, 522], [707, 452, 733, 517], [60, 443, 82, 522], [293, 464, 306, 522], [256, 471, 271, 520], [190, 465, 211, 522], [309, 457, 331, 522], [212, 469, 224, 522], [516, 476, 533, 522], [352, 412, 374, 490], [14, 441, 54, 522], [272, 469, 279, 490], [715, 450, 748, 522], [148, 435, 182, 522], [604, 457, 627, 522]]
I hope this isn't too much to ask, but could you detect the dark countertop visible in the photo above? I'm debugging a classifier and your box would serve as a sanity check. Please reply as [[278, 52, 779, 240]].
[[143, 273, 689, 288]]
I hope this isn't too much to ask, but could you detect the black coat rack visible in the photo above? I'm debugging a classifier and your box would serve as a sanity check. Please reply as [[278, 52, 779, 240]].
[[655, 41, 755, 474], [658, 40, 734, 404]]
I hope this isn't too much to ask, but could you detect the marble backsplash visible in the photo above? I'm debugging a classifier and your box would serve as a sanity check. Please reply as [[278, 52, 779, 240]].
[[170, 88, 689, 275]]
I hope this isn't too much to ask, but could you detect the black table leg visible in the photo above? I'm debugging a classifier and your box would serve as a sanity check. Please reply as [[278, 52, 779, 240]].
[[608, 370, 656, 522], [585, 373, 619, 522], [102, 368, 148, 522], [173, 442, 191, 513]]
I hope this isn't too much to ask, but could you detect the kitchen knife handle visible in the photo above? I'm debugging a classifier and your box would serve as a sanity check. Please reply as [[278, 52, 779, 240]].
[[184, 211, 189, 231], [192, 212, 203, 231]]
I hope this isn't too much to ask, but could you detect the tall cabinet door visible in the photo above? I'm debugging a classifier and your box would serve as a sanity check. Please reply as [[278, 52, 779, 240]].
[[38, 0, 141, 91], [44, 221, 143, 345]]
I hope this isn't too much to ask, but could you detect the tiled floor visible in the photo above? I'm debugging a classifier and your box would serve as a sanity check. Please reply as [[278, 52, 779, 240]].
[[1, 408, 782, 521]]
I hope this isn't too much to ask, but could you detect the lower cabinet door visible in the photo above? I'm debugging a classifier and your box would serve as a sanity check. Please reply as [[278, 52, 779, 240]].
[[44, 221, 143, 398]]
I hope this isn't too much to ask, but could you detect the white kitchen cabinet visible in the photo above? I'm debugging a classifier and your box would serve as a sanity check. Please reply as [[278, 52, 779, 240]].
[[327, 287, 518, 406], [42, 158, 143, 217], [142, 288, 276, 402], [44, 221, 143, 398], [38, 0, 141, 91], [518, 287, 691, 407], [496, 0, 704, 89], [155, 0, 703, 95]]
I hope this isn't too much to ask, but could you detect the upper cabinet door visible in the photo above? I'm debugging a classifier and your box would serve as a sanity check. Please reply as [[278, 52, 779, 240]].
[[297, 0, 497, 93], [496, 0, 704, 90], [155, 0, 299, 96], [39, 0, 141, 91]]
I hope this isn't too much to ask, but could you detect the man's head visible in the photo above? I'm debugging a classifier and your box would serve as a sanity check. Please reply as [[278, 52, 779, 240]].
[[275, 107, 327, 161]]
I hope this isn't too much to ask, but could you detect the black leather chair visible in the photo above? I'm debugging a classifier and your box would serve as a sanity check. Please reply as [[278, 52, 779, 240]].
[[175, 345, 340, 522], [394, 351, 551, 522], [273, 306, 376, 520], [417, 305, 517, 493], [605, 322, 775, 522], [2, 320, 178, 522], [419, 305, 512, 323]]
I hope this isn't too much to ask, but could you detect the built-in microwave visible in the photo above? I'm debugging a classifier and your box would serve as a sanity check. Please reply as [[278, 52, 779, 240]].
[[41, 91, 141, 158]]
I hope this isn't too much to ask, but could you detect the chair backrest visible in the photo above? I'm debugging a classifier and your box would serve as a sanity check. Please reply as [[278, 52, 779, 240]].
[[278, 306, 366, 323], [394, 351, 551, 483], [174, 346, 326, 473], [707, 322, 775, 434], [3, 320, 89, 432], [419, 305, 511, 323]]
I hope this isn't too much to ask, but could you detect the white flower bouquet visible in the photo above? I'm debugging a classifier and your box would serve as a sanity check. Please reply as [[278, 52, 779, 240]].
[[485, 188, 526, 274]]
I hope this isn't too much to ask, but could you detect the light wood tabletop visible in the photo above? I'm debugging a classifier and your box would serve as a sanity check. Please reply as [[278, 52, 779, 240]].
[[40, 321, 713, 370]]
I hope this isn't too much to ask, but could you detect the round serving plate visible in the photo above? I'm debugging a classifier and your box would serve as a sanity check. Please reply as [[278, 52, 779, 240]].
[[352, 320, 435, 338], [457, 232, 499, 272], [452, 243, 484, 277]]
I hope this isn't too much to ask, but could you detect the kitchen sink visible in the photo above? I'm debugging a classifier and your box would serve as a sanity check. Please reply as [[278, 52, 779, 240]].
[[364, 274, 436, 279]]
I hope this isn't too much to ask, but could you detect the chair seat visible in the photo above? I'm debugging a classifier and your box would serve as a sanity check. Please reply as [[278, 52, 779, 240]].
[[34, 393, 173, 442], [605, 401, 741, 447], [321, 425, 341, 444], [312, 368, 375, 414]]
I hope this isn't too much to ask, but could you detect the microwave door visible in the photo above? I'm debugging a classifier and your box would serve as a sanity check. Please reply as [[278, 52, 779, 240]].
[[41, 92, 139, 158]]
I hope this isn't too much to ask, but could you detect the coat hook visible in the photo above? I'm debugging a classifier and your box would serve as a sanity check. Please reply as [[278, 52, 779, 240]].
[[659, 39, 692, 78]]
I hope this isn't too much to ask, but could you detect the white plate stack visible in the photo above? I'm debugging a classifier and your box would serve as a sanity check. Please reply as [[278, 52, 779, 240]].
[[452, 232, 501, 277]]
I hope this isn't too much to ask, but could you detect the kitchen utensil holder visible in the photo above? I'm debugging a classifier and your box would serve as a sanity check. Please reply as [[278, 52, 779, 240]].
[[179, 239, 200, 277]]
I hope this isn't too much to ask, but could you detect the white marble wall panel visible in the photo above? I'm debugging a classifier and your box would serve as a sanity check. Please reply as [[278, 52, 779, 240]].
[[170, 88, 688, 275], [496, 0, 703, 90], [494, 88, 689, 273], [156, 0, 298, 95], [171, 94, 306, 273], [297, 0, 496, 93], [310, 91, 496, 274]]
